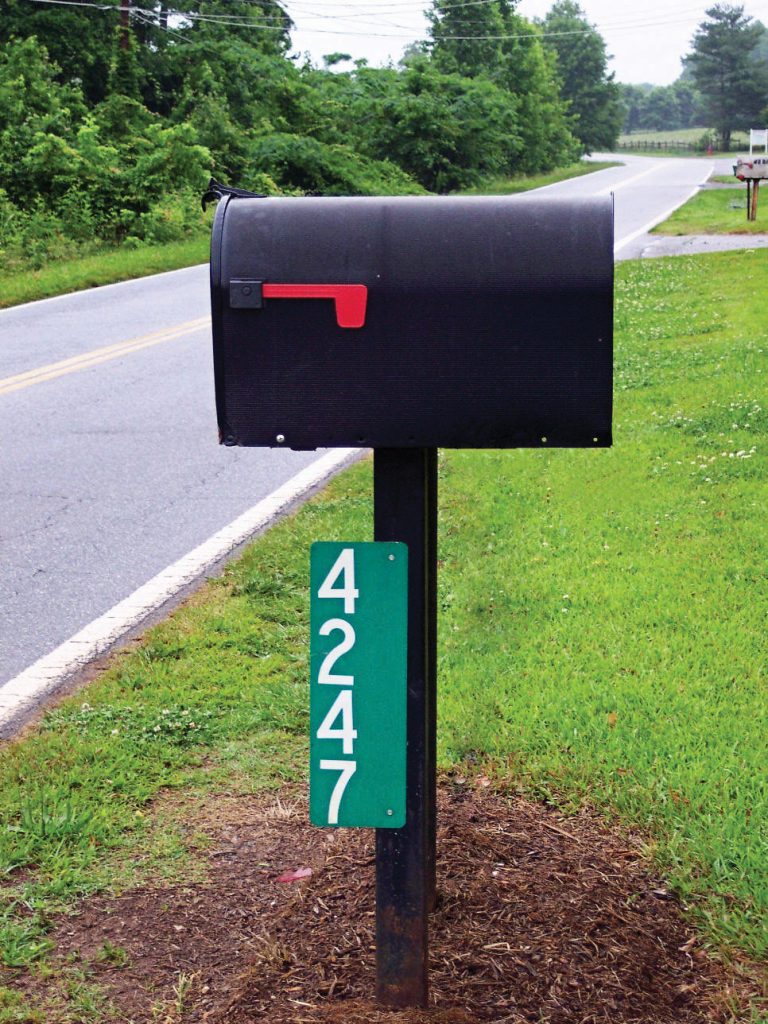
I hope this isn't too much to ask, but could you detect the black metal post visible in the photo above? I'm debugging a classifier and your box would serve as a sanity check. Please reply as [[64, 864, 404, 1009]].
[[374, 448, 438, 1008]]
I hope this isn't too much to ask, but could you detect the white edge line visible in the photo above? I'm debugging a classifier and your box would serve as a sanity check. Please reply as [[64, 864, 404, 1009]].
[[0, 262, 208, 317], [0, 448, 358, 730], [614, 163, 715, 254]]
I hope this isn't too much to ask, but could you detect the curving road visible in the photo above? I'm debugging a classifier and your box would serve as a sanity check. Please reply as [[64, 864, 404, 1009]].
[[0, 154, 717, 711]]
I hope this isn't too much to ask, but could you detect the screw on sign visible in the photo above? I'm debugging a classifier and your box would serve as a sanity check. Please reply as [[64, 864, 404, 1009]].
[[207, 182, 614, 1007]]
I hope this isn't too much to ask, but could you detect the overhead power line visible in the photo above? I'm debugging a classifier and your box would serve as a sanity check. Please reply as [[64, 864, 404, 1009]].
[[20, 0, 739, 43]]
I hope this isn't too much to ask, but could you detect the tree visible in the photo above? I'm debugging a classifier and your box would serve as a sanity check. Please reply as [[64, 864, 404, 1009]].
[[0, 0, 115, 104], [428, 0, 505, 78], [541, 0, 623, 152], [426, 0, 577, 173], [683, 4, 768, 149], [496, 6, 579, 171]]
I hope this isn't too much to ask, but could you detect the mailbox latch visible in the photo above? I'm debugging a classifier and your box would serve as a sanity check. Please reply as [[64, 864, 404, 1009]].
[[230, 279, 263, 309]]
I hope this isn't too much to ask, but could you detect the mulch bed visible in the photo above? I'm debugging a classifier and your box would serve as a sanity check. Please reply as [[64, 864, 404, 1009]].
[[8, 779, 762, 1022]]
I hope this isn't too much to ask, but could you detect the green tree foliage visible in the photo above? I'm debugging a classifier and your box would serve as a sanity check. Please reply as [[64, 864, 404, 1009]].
[[249, 133, 426, 195], [496, 8, 579, 171], [364, 60, 523, 192], [427, 0, 577, 174], [0, 0, 114, 104], [620, 81, 703, 133], [0, 0, 603, 271], [108, 25, 142, 100], [0, 38, 211, 265], [540, 0, 623, 152], [428, 0, 505, 78], [683, 4, 768, 149]]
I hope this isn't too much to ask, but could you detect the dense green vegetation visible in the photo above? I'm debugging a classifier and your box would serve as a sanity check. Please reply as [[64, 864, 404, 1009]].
[[0, 251, 766, 1018], [0, 0, 628, 279], [683, 4, 768, 151], [620, 81, 706, 136], [540, 1, 623, 152], [620, 5, 768, 146]]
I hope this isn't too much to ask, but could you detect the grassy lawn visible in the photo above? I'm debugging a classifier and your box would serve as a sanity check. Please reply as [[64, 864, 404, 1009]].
[[653, 186, 768, 234], [0, 247, 766, 1018], [462, 160, 620, 194], [0, 236, 210, 311], [620, 127, 747, 144], [618, 127, 749, 154]]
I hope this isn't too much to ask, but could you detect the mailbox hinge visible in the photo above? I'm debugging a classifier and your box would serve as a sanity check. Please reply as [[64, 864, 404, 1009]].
[[202, 178, 267, 210]]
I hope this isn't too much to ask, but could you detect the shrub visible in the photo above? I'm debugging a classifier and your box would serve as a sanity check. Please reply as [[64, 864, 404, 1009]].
[[249, 133, 425, 196]]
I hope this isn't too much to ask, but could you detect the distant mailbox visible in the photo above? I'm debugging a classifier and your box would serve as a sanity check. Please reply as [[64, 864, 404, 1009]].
[[210, 194, 613, 450]]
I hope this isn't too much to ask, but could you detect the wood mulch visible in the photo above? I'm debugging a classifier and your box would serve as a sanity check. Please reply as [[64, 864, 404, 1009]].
[[5, 778, 763, 1022]]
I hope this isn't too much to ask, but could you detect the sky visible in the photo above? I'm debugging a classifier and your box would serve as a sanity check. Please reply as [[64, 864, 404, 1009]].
[[283, 0, 768, 85]]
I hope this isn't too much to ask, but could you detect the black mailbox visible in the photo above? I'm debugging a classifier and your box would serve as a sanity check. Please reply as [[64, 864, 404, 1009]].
[[210, 194, 613, 450]]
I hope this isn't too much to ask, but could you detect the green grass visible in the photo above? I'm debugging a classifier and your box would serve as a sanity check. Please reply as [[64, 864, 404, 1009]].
[[0, 235, 210, 310], [620, 127, 718, 144], [0, 250, 766, 1013], [620, 127, 748, 146], [463, 160, 621, 195], [653, 186, 768, 234], [618, 127, 749, 157]]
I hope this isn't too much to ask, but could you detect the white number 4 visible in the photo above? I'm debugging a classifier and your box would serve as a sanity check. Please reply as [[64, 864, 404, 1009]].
[[316, 689, 357, 754], [319, 760, 356, 824], [317, 548, 359, 614]]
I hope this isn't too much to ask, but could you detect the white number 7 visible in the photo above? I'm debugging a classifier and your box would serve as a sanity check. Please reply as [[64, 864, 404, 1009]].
[[319, 760, 356, 824]]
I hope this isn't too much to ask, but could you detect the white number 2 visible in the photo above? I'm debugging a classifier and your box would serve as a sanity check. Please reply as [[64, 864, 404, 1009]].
[[319, 760, 356, 824], [318, 619, 355, 685], [317, 548, 359, 614], [316, 689, 357, 754]]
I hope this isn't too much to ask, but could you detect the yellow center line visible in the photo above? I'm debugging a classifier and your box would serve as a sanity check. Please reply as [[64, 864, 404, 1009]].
[[0, 316, 211, 397]]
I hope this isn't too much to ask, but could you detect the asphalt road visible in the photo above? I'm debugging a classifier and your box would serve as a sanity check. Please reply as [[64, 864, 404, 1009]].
[[0, 154, 718, 687]]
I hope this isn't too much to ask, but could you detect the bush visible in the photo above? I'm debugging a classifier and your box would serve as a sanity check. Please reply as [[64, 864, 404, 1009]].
[[249, 133, 426, 196]]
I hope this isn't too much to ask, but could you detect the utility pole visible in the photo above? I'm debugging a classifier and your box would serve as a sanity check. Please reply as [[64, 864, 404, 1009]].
[[120, 0, 130, 49]]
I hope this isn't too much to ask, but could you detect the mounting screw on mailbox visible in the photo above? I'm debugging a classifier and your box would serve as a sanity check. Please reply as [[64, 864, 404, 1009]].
[[208, 189, 614, 1011]]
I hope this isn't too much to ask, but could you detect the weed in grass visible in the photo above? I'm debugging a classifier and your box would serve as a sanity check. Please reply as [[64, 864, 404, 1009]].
[[96, 941, 129, 968], [151, 970, 199, 1023], [61, 971, 116, 1023], [0, 987, 45, 1023], [0, 914, 51, 969], [45, 702, 220, 747], [13, 790, 94, 846]]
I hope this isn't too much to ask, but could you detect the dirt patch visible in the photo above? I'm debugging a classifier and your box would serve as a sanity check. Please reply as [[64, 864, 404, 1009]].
[[7, 780, 761, 1022]]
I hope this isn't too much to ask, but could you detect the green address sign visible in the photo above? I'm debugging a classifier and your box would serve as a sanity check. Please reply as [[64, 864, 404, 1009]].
[[310, 542, 408, 828]]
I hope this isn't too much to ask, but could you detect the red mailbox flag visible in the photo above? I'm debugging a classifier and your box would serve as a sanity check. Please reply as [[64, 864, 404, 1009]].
[[262, 283, 368, 328]]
